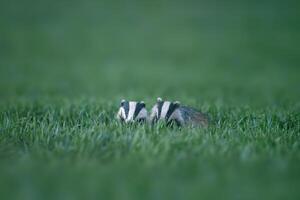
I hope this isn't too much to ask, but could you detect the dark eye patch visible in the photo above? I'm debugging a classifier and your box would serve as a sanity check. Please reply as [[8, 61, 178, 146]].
[[165, 102, 179, 121], [122, 101, 130, 118], [133, 103, 145, 120], [157, 101, 164, 119]]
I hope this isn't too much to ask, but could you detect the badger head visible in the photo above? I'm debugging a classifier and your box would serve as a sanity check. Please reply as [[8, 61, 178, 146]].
[[117, 100, 147, 123], [150, 97, 182, 126]]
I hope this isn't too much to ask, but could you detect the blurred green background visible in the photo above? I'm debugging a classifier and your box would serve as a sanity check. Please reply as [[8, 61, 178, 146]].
[[0, 0, 300, 200], [1, 0, 299, 102]]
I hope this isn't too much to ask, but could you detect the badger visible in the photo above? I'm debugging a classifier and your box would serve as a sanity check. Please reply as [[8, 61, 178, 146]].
[[149, 97, 209, 127], [117, 100, 148, 123]]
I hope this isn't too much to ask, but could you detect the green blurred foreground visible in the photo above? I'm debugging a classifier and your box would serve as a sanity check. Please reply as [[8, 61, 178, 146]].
[[0, 0, 300, 199]]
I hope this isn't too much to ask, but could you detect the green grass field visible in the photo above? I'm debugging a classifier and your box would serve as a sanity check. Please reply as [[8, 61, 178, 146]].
[[0, 0, 300, 199]]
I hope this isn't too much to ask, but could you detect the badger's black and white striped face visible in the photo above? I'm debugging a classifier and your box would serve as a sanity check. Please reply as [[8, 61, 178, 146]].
[[150, 97, 182, 126], [117, 100, 147, 123]]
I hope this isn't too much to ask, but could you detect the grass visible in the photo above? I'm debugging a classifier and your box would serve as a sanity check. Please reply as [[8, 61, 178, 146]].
[[0, 100, 299, 200], [0, 0, 300, 199]]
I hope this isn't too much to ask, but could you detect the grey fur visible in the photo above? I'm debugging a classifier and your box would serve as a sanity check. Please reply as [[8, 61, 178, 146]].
[[150, 98, 209, 127], [178, 105, 209, 127]]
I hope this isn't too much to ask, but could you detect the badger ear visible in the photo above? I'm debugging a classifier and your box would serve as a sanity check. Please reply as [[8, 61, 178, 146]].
[[157, 97, 162, 102], [120, 99, 126, 106], [140, 101, 146, 107], [174, 101, 181, 106]]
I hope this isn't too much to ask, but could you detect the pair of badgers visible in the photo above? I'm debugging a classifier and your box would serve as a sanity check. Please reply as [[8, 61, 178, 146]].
[[117, 97, 209, 127]]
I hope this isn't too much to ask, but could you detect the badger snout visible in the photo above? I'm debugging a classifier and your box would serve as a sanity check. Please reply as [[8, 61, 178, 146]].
[[125, 118, 134, 123]]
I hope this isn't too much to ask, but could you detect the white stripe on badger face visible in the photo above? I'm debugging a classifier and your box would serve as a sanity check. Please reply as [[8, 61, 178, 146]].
[[126, 101, 137, 122], [160, 101, 171, 119], [117, 107, 125, 120], [150, 105, 158, 122]]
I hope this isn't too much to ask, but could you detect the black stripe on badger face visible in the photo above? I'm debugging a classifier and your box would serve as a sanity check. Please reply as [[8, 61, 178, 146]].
[[133, 102, 145, 120], [157, 101, 164, 119], [122, 101, 130, 118], [165, 102, 179, 121]]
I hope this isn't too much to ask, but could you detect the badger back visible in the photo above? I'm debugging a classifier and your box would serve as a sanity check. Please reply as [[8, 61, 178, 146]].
[[180, 106, 209, 127], [117, 100, 147, 123]]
